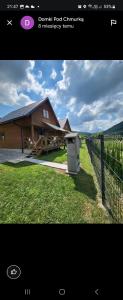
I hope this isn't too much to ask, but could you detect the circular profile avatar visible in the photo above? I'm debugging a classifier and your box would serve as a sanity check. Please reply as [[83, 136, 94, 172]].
[[20, 16, 35, 30]]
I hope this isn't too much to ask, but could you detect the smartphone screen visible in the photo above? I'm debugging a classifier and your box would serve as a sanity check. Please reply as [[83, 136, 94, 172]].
[[0, 0, 122, 298]]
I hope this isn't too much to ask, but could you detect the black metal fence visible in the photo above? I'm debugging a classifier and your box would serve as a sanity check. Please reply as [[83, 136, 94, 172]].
[[86, 135, 123, 223]]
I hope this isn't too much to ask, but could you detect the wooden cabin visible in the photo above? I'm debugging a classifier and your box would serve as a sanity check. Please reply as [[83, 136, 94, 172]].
[[0, 98, 71, 155], [59, 119, 71, 132]]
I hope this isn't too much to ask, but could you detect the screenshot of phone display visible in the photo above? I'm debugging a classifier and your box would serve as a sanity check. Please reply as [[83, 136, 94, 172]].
[[0, 0, 123, 298]]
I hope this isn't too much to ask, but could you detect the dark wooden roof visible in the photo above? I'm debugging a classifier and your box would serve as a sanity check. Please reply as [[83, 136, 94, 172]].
[[59, 119, 66, 128], [59, 118, 71, 131], [0, 97, 59, 125]]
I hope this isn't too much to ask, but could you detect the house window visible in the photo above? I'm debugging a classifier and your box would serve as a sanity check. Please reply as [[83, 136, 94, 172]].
[[43, 109, 49, 119], [0, 133, 5, 141], [37, 128, 45, 135]]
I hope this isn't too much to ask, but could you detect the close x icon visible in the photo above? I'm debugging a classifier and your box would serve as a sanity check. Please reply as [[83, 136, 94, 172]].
[[7, 19, 12, 26]]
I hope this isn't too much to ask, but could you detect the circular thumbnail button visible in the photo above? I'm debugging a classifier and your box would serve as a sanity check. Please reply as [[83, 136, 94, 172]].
[[7, 265, 21, 280], [20, 16, 34, 30], [59, 289, 66, 296]]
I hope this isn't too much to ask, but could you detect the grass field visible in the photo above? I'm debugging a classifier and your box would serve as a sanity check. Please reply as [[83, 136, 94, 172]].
[[37, 147, 67, 163], [0, 143, 110, 223]]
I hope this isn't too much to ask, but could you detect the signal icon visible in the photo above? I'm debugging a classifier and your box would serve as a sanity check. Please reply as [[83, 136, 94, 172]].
[[88, 4, 92, 8]]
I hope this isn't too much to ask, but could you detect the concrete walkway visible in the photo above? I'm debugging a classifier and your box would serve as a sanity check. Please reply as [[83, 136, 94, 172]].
[[0, 150, 26, 163], [26, 158, 67, 170], [8, 157, 68, 171]]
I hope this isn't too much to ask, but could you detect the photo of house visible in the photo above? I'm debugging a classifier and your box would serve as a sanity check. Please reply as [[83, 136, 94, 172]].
[[0, 60, 123, 224]]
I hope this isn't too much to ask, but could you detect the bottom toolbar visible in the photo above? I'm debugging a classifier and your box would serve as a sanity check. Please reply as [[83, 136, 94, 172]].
[[0, 285, 122, 298]]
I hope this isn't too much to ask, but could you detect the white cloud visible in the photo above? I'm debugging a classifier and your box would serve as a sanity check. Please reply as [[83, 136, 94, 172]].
[[57, 61, 71, 90], [28, 60, 35, 70], [24, 71, 43, 94], [67, 97, 76, 112], [67, 97, 76, 107], [1, 60, 123, 133], [37, 70, 43, 79], [0, 60, 38, 105], [0, 81, 34, 107], [50, 68, 57, 80], [0, 82, 19, 105], [17, 93, 35, 106]]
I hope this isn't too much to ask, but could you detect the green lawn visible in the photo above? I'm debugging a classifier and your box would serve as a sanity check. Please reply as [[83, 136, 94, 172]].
[[0, 142, 110, 223], [37, 147, 67, 163]]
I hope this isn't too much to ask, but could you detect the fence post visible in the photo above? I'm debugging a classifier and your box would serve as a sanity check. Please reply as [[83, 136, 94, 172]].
[[100, 135, 105, 205]]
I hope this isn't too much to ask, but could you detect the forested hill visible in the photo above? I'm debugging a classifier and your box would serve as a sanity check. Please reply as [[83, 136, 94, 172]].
[[104, 121, 123, 135]]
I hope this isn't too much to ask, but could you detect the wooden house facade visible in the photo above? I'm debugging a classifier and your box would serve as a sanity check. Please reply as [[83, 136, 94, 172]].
[[0, 98, 71, 154]]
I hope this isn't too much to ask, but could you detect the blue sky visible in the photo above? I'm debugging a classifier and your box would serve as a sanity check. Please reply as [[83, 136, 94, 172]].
[[0, 60, 123, 132]]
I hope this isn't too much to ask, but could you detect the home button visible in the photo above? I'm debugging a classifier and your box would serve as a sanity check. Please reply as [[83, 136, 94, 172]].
[[59, 289, 66, 296]]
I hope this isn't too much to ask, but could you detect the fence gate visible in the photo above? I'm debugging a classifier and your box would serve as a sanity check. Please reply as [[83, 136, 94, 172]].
[[86, 135, 123, 223]]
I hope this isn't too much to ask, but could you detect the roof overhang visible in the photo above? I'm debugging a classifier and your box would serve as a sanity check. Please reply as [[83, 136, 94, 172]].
[[42, 121, 68, 132]]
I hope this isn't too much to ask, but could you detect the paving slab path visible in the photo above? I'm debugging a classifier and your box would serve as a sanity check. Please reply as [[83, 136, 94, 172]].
[[8, 157, 68, 171], [0, 150, 26, 163]]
